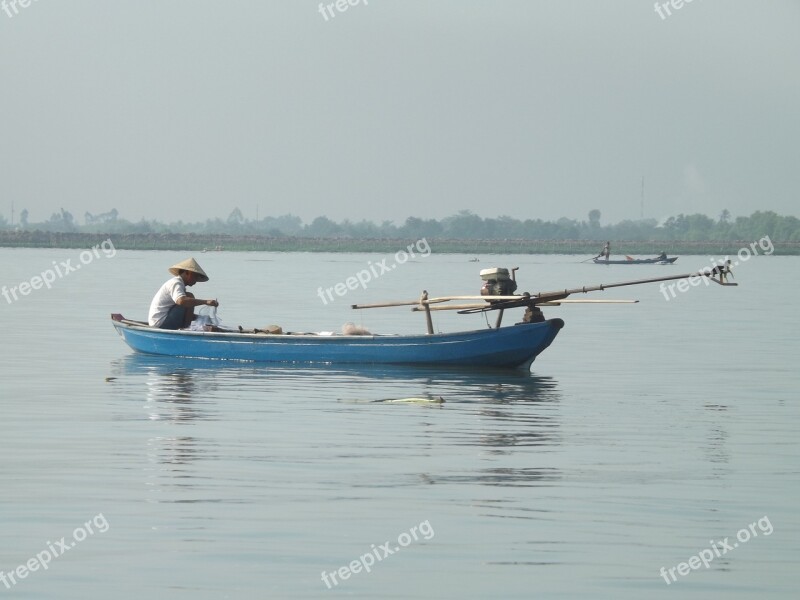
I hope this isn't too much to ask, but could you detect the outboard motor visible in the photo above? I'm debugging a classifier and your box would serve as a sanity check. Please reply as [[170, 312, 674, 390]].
[[480, 267, 517, 296]]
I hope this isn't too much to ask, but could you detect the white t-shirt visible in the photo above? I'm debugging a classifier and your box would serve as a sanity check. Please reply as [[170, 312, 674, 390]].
[[148, 276, 187, 326]]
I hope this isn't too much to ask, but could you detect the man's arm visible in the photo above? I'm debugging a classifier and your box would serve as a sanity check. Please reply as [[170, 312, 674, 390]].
[[176, 296, 219, 308]]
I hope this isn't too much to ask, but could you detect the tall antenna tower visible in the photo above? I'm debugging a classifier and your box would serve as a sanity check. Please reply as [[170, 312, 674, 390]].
[[640, 176, 644, 220]]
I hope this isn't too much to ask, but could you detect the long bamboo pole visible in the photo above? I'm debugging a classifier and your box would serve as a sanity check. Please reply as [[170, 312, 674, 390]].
[[457, 269, 736, 314], [352, 267, 735, 316]]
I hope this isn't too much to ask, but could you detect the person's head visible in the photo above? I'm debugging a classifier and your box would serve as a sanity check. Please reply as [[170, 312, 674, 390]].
[[168, 258, 209, 285], [178, 269, 199, 286]]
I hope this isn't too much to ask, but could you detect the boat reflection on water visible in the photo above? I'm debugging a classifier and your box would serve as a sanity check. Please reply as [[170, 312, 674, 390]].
[[390, 370, 564, 488], [110, 354, 220, 423], [109, 353, 564, 488], [108, 355, 222, 483]]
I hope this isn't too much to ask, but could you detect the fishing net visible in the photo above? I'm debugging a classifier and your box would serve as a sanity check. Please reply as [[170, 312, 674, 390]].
[[189, 306, 222, 331]]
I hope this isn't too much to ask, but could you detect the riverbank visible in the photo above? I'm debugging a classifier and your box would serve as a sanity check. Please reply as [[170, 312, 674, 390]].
[[1, 231, 797, 255]]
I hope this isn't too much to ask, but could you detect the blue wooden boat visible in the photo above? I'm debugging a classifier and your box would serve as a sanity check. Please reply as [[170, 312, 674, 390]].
[[112, 264, 735, 369], [111, 315, 565, 370]]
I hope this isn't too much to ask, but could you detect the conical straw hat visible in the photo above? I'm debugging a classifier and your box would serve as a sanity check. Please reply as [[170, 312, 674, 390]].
[[168, 258, 209, 282]]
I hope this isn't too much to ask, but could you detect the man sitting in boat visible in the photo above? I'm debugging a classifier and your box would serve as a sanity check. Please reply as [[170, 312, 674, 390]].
[[657, 251, 667, 261], [148, 258, 219, 329]]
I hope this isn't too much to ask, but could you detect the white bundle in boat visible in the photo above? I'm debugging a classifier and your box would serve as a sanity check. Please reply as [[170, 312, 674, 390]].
[[342, 322, 371, 336], [189, 306, 222, 331]]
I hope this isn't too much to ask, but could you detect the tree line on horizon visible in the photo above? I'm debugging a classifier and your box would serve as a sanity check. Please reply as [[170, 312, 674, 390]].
[[1, 207, 798, 242]]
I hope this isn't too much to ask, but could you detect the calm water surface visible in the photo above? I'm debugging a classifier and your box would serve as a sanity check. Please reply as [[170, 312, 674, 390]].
[[1, 248, 798, 599]]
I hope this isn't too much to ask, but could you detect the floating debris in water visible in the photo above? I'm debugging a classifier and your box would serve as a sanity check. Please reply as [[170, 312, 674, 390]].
[[340, 396, 444, 405], [382, 396, 444, 404]]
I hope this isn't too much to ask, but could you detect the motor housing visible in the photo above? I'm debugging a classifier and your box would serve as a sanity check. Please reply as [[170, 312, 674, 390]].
[[480, 267, 517, 296]]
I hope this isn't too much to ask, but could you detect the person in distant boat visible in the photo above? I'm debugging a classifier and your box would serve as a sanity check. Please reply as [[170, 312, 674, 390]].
[[709, 259, 733, 283], [596, 241, 610, 261], [657, 251, 667, 261], [148, 258, 219, 329]]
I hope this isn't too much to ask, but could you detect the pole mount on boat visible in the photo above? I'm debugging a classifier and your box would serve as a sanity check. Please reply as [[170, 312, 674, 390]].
[[455, 266, 737, 314], [350, 264, 737, 331]]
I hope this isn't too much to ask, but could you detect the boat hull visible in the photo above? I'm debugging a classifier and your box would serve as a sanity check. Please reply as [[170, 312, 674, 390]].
[[111, 318, 565, 369], [593, 257, 677, 265]]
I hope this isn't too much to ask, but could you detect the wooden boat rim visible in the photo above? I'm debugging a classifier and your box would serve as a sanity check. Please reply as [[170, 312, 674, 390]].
[[111, 315, 559, 340]]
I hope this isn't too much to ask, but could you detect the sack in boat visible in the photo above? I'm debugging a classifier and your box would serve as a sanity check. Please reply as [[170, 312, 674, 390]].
[[256, 325, 283, 335], [342, 322, 371, 336]]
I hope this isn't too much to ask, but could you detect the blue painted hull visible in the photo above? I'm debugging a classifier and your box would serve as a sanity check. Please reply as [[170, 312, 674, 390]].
[[111, 318, 564, 369], [593, 257, 678, 265]]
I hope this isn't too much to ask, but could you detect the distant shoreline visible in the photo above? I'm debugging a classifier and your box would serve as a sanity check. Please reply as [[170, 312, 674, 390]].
[[1, 231, 797, 255]]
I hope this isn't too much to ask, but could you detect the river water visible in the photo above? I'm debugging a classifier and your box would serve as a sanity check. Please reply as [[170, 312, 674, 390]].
[[0, 247, 797, 599]]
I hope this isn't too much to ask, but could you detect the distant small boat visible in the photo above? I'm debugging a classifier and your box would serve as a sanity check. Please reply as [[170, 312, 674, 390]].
[[593, 256, 677, 265]]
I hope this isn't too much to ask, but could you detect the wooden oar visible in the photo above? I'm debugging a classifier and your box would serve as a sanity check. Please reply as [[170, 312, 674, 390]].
[[427, 294, 526, 302], [538, 299, 639, 306], [412, 300, 636, 311], [411, 303, 488, 312], [352, 298, 449, 309], [354, 294, 525, 309]]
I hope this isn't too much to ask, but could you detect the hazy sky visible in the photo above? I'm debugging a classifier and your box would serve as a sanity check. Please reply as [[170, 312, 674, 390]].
[[1, 1, 798, 226]]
